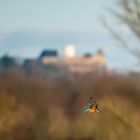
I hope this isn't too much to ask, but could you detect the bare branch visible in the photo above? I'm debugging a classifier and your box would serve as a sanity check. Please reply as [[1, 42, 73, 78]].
[[103, 0, 140, 61]]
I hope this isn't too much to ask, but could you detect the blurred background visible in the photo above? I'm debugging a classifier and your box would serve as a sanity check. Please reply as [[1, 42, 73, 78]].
[[0, 0, 140, 140]]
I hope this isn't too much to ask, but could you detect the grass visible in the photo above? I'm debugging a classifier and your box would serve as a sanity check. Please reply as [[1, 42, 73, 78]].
[[0, 70, 140, 140]]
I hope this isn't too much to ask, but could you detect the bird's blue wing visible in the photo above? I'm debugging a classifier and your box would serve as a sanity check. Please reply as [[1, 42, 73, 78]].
[[84, 96, 95, 112], [84, 108, 90, 112], [89, 96, 94, 108]]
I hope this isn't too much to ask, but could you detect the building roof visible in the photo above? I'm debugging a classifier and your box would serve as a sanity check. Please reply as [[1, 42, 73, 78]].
[[39, 50, 58, 59]]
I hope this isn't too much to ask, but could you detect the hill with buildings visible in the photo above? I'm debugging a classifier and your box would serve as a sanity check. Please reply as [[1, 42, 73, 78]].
[[0, 44, 114, 78]]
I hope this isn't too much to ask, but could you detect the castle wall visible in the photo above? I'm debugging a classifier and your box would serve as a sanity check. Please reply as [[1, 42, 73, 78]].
[[40, 48, 107, 74]]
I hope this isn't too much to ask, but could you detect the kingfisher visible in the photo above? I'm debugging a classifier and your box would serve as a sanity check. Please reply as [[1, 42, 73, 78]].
[[84, 96, 101, 113]]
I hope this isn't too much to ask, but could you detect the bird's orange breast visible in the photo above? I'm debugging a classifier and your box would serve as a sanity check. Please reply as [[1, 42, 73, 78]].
[[89, 109, 96, 113]]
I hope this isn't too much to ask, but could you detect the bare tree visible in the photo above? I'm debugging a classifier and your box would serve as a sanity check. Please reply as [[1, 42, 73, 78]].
[[103, 0, 140, 61]]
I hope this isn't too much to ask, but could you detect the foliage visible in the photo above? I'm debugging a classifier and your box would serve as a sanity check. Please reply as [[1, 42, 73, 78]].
[[0, 70, 140, 140]]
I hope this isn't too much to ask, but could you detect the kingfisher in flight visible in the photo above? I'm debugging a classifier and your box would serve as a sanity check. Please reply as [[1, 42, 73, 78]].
[[84, 96, 101, 113]]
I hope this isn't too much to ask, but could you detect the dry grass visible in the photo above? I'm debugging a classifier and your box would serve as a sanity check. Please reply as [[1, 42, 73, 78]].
[[0, 70, 140, 140]]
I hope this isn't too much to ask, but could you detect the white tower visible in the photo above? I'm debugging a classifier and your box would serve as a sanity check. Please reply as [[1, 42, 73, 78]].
[[64, 45, 76, 59]]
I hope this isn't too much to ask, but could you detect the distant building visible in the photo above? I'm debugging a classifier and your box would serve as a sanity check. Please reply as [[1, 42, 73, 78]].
[[39, 50, 58, 58], [60, 49, 106, 74], [39, 46, 107, 74], [39, 49, 58, 64], [0, 55, 18, 69], [64, 45, 76, 59], [84, 53, 92, 58]]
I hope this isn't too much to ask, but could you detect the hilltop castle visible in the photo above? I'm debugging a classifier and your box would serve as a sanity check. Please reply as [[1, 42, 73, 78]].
[[40, 45, 107, 74]]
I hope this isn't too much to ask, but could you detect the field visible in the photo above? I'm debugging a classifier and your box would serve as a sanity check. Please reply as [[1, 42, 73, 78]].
[[0, 70, 140, 140]]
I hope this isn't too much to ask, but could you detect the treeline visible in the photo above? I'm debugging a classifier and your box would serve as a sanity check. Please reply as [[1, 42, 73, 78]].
[[0, 70, 140, 140]]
